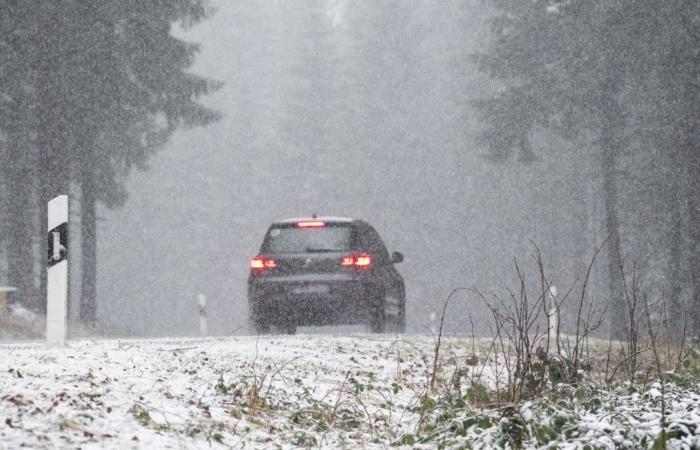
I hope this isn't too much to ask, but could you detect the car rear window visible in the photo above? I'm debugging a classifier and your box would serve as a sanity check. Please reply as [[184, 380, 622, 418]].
[[263, 225, 353, 253]]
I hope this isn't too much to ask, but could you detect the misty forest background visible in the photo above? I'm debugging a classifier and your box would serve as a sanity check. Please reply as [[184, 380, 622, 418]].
[[0, 0, 698, 337]]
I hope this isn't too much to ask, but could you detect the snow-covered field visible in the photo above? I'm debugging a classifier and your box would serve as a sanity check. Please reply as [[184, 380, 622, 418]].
[[0, 334, 446, 449], [1, 335, 699, 449]]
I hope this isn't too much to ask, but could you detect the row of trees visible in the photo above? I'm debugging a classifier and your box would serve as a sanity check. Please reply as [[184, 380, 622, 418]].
[[0, 1, 218, 322], [475, 0, 700, 336], [112, 0, 617, 335], [2, 0, 695, 337]]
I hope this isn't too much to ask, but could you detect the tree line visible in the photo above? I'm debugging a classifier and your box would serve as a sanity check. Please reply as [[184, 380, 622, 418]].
[[474, 0, 700, 336], [0, 1, 219, 322], [1, 0, 697, 338]]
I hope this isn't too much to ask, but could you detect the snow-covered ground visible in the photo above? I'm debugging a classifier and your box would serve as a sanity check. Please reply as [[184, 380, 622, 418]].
[[1, 335, 698, 449], [0, 334, 453, 449]]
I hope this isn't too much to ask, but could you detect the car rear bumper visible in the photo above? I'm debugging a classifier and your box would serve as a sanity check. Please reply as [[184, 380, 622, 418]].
[[248, 277, 374, 326]]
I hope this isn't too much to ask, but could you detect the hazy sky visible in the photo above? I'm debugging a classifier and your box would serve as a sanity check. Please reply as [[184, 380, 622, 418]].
[[94, 0, 603, 336]]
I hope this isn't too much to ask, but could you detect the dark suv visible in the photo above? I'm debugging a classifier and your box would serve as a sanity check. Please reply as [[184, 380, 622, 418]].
[[248, 217, 405, 334]]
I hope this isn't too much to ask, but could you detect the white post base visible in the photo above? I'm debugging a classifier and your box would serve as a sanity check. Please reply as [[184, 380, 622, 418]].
[[548, 306, 558, 354]]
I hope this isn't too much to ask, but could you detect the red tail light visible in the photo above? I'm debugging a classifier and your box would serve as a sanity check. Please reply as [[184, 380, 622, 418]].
[[340, 253, 372, 268], [250, 256, 277, 271], [297, 221, 325, 228]]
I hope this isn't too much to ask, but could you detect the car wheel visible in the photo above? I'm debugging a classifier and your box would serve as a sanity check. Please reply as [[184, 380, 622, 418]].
[[250, 318, 270, 335], [368, 291, 386, 333], [249, 306, 270, 335], [279, 321, 297, 335], [395, 286, 406, 333]]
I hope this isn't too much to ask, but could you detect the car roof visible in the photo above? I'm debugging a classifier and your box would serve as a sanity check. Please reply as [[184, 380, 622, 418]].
[[273, 216, 357, 225]]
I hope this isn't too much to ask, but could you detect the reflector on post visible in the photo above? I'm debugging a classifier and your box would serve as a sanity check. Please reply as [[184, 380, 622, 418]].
[[198, 294, 207, 337], [46, 195, 68, 347]]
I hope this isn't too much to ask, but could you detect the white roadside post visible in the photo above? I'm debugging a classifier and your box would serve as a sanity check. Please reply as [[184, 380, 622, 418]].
[[46, 195, 69, 347], [198, 294, 207, 337], [548, 285, 558, 354]]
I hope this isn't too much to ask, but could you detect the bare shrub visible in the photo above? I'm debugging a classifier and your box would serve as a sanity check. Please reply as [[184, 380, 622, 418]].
[[602, 252, 694, 386], [471, 242, 607, 403]]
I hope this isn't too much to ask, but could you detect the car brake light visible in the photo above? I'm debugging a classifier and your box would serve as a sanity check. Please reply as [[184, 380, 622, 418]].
[[340, 253, 372, 268], [297, 221, 325, 228], [250, 257, 277, 271], [355, 255, 371, 267]]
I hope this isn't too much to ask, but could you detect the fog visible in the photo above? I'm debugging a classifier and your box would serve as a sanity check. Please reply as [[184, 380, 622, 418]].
[[2, 0, 697, 338], [95, 1, 601, 336]]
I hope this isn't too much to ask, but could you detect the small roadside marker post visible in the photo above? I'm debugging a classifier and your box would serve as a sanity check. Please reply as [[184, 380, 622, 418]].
[[548, 285, 558, 355], [46, 195, 68, 347], [198, 294, 207, 337]]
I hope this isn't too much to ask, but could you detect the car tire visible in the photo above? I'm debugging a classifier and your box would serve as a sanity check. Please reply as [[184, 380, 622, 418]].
[[368, 290, 386, 333], [250, 319, 270, 335], [279, 320, 297, 335], [395, 285, 406, 333], [249, 309, 270, 335]]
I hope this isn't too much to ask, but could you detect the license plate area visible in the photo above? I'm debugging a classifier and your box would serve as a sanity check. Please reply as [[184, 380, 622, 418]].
[[290, 283, 330, 295]]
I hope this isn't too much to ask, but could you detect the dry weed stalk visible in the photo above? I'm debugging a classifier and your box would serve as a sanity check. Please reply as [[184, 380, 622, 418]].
[[471, 242, 607, 402]]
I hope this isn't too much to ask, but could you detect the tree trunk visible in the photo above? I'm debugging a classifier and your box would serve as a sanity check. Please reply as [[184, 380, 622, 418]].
[[6, 158, 35, 310], [686, 115, 700, 339], [602, 149, 624, 340], [668, 194, 683, 333], [688, 204, 700, 338], [5, 96, 37, 310], [35, 3, 69, 315], [37, 188, 48, 314], [79, 168, 97, 324], [678, 46, 700, 336], [599, 80, 626, 340], [5, 163, 35, 308]]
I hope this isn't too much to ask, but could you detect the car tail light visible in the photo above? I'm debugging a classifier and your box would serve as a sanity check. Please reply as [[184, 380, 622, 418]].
[[340, 253, 372, 268], [250, 256, 277, 271], [297, 221, 325, 228]]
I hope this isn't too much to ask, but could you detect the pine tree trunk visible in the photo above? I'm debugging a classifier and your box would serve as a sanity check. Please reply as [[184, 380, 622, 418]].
[[678, 61, 700, 337], [37, 188, 48, 314], [36, 4, 69, 315], [689, 174, 700, 338], [5, 95, 37, 310], [79, 168, 97, 324], [668, 194, 683, 333], [686, 121, 700, 339], [599, 80, 626, 340], [602, 148, 624, 340], [5, 149, 35, 310]]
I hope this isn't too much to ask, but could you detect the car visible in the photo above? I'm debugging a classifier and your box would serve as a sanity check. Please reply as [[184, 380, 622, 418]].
[[247, 216, 405, 334]]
